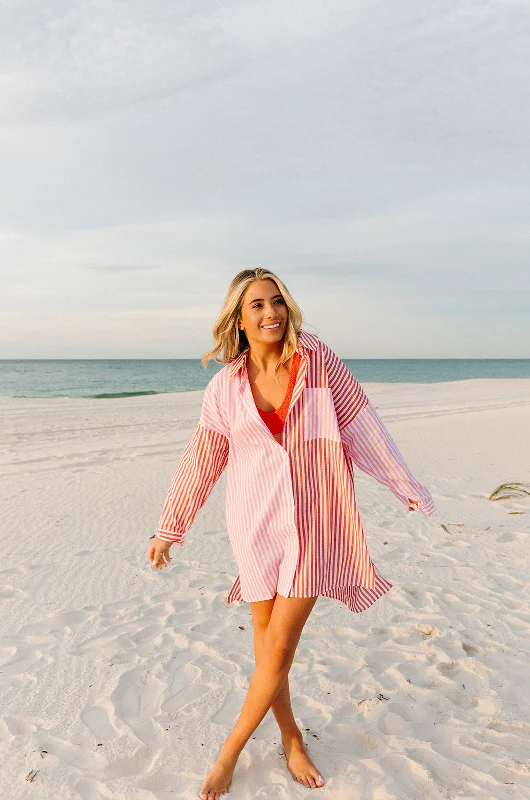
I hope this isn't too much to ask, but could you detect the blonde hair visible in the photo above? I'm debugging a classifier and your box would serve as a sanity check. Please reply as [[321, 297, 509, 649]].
[[201, 268, 303, 374]]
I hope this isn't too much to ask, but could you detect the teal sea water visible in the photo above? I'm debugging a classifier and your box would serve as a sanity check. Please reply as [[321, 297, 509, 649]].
[[1, 359, 529, 399]]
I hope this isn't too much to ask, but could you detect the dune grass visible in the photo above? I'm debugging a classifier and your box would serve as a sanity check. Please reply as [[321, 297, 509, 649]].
[[489, 482, 530, 501]]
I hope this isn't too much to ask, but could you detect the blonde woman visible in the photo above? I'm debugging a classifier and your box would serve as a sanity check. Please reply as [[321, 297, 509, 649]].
[[147, 268, 435, 799]]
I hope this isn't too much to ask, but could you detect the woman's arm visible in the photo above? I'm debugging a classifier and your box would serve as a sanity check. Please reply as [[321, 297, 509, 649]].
[[340, 399, 436, 515], [323, 344, 436, 516], [155, 376, 230, 544]]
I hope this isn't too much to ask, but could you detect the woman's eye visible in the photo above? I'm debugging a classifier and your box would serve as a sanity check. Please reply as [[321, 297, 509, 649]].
[[252, 298, 284, 309]]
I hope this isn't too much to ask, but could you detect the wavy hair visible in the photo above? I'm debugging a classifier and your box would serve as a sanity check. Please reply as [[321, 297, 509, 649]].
[[201, 268, 303, 374]]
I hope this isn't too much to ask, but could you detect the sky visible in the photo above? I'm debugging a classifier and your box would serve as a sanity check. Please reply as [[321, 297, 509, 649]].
[[1, 0, 529, 359]]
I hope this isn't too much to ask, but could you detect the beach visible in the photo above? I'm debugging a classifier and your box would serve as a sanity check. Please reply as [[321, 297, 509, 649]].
[[1, 379, 529, 799]]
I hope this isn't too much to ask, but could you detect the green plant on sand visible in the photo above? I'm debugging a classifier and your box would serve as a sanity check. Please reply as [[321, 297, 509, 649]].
[[488, 482, 530, 501]]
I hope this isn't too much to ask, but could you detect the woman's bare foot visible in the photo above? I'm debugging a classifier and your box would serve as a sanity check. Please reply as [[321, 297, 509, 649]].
[[281, 733, 325, 788], [198, 752, 237, 800]]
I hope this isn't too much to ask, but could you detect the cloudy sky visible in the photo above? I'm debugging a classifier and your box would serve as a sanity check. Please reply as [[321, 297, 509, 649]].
[[1, 0, 529, 358]]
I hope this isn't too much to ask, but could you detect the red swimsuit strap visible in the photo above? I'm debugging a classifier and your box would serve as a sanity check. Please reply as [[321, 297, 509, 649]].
[[275, 351, 301, 420], [258, 351, 301, 421]]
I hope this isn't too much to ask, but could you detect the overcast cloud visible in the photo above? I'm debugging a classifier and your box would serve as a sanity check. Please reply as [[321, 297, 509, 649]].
[[1, 0, 529, 358]]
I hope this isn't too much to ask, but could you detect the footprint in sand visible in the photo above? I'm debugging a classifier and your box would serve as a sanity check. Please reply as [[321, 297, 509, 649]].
[[162, 662, 214, 715], [100, 743, 155, 781], [0, 647, 50, 678], [377, 710, 409, 736], [323, 719, 382, 756], [80, 699, 119, 742], [384, 546, 411, 562], [461, 641, 481, 657], [18, 609, 95, 636], [74, 777, 114, 800], [489, 572, 525, 591], [403, 586, 433, 609], [200, 652, 238, 674], [210, 689, 247, 726], [0, 716, 37, 737], [111, 664, 167, 746], [497, 531, 529, 543], [311, 653, 364, 684], [34, 733, 99, 771], [0, 584, 27, 599], [383, 752, 437, 799]]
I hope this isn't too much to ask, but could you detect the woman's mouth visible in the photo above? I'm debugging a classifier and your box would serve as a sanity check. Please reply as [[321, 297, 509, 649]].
[[262, 322, 282, 330]]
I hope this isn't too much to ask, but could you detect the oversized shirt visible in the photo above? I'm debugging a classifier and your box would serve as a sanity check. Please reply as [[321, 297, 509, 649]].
[[155, 330, 436, 614]]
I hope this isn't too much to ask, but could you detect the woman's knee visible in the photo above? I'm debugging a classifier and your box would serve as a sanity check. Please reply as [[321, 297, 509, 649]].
[[262, 631, 300, 671], [251, 594, 317, 653]]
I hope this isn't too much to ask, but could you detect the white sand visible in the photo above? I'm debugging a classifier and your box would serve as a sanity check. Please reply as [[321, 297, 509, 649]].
[[1, 379, 529, 800]]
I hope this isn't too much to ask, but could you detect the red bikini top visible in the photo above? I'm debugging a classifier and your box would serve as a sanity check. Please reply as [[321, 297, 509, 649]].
[[256, 352, 302, 435]]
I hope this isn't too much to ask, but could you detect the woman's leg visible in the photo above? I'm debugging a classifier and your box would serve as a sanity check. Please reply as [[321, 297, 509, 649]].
[[250, 596, 301, 738], [198, 594, 320, 799], [251, 597, 326, 789]]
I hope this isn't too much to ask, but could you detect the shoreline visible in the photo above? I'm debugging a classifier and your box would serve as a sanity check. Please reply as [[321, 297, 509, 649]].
[[2, 374, 530, 402]]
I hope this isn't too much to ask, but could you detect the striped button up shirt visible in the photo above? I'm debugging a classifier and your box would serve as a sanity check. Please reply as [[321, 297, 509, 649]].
[[156, 330, 436, 613]]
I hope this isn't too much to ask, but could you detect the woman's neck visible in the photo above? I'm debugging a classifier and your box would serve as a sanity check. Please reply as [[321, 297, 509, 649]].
[[247, 340, 285, 374]]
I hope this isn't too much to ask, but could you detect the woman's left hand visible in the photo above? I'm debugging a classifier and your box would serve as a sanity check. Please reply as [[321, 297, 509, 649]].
[[407, 498, 419, 511]]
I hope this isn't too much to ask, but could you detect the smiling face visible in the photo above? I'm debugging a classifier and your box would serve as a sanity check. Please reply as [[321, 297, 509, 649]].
[[238, 279, 289, 349]]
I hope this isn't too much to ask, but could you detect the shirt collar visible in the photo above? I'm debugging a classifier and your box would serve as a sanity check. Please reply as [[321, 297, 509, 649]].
[[228, 329, 318, 378]]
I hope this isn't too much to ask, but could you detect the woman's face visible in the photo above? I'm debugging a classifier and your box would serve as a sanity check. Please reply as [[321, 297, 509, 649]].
[[239, 279, 288, 348]]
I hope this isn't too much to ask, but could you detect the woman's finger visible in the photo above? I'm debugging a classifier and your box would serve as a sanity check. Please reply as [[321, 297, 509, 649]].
[[147, 545, 159, 565], [147, 541, 172, 569]]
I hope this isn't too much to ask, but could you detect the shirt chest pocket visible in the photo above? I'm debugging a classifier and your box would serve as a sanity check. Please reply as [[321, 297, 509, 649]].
[[302, 388, 341, 442]]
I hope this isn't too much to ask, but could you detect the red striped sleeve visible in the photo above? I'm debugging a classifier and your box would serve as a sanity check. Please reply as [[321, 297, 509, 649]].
[[155, 377, 230, 544], [324, 343, 435, 516], [322, 343, 368, 429], [340, 400, 436, 516]]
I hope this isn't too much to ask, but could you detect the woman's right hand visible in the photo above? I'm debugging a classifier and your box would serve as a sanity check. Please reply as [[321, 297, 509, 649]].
[[147, 538, 173, 570]]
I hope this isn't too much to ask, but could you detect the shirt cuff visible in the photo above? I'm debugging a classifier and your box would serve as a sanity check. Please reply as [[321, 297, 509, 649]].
[[411, 496, 436, 516], [155, 529, 185, 544]]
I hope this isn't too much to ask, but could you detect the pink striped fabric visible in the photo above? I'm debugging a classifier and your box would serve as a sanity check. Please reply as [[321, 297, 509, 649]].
[[156, 330, 436, 614]]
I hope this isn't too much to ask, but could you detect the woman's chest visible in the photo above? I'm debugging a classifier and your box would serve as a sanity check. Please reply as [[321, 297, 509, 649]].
[[247, 356, 293, 413], [223, 351, 338, 446]]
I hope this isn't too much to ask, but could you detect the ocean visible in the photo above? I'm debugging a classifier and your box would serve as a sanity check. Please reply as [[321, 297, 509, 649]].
[[1, 358, 529, 399]]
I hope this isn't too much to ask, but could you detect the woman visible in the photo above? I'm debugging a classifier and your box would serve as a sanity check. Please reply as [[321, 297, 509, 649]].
[[147, 268, 435, 799]]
